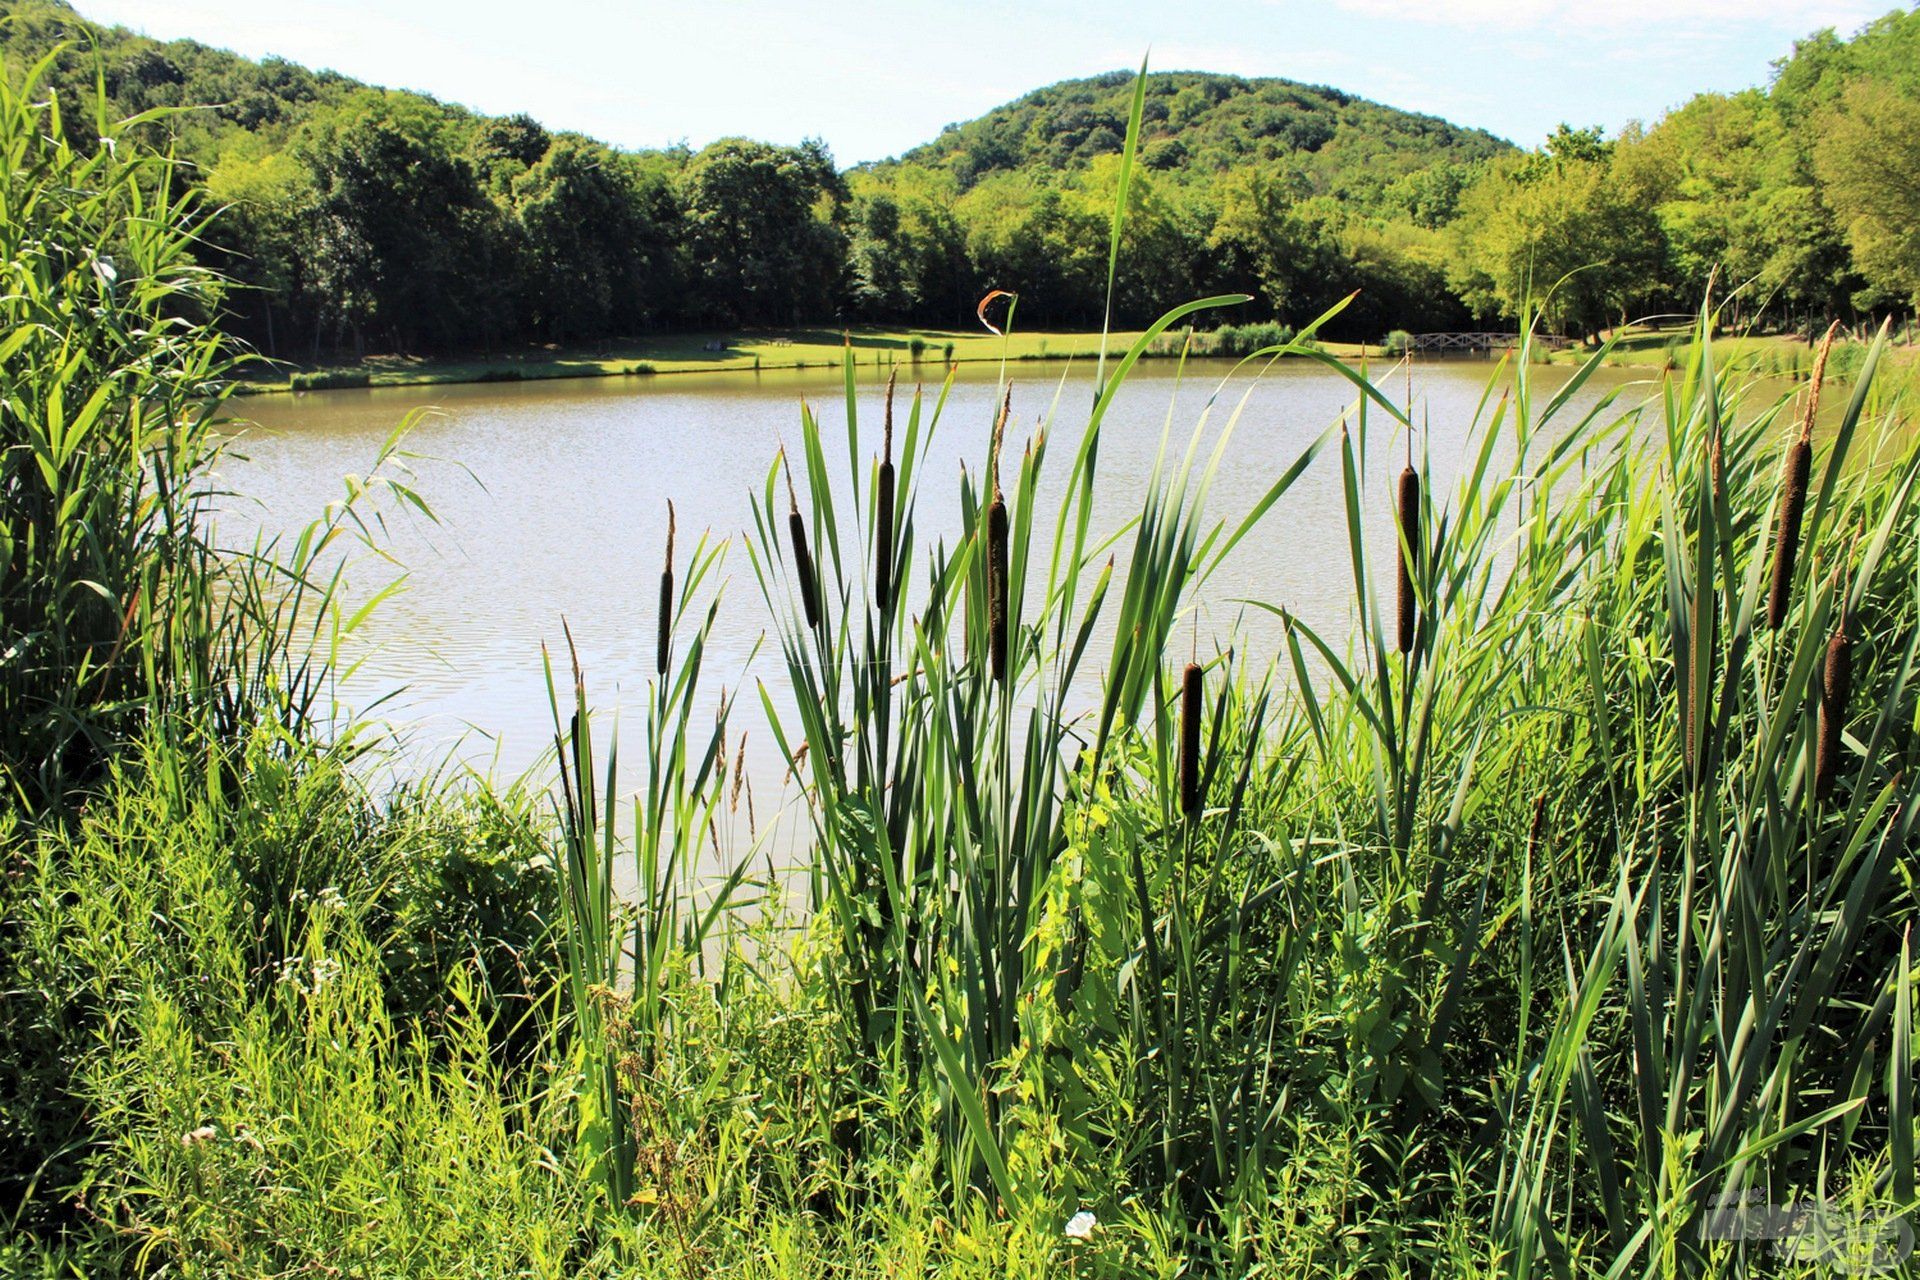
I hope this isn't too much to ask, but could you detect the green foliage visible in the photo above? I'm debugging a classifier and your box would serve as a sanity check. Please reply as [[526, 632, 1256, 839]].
[[0, 726, 562, 1238], [0, 54, 233, 803], [1447, 136, 1666, 339], [1813, 77, 1920, 309], [16, 19, 1920, 1280], [8, 0, 1920, 359], [901, 69, 1508, 197], [680, 137, 846, 326]]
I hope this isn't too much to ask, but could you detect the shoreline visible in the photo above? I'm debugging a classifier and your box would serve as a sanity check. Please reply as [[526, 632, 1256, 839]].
[[230, 324, 1903, 399], [231, 327, 1164, 396], [232, 326, 1386, 397]]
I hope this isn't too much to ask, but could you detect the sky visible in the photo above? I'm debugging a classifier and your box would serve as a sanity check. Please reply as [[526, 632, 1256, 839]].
[[79, 0, 1900, 164]]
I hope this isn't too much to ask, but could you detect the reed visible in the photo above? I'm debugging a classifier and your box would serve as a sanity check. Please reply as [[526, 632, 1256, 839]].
[[875, 373, 896, 613], [656, 501, 675, 675], [1687, 433, 1721, 786], [986, 386, 1011, 685], [1179, 660, 1203, 818], [783, 450, 822, 630], [1396, 462, 1419, 654], [1817, 603, 1852, 799], [1765, 322, 1836, 630]]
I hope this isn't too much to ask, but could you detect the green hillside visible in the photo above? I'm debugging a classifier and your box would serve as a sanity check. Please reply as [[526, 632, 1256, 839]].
[[896, 69, 1512, 209], [0, 0, 1913, 362]]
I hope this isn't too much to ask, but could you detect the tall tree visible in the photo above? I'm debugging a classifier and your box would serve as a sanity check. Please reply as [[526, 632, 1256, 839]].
[[295, 91, 502, 353], [679, 138, 846, 326], [1814, 79, 1920, 310]]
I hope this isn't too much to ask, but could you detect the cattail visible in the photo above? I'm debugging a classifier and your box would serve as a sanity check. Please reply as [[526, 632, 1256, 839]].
[[1396, 463, 1420, 655], [1767, 323, 1837, 630], [656, 501, 675, 676], [1180, 661, 1203, 819], [783, 450, 821, 630], [987, 496, 1009, 682], [875, 373, 897, 613], [987, 387, 1011, 685], [1817, 606, 1852, 800]]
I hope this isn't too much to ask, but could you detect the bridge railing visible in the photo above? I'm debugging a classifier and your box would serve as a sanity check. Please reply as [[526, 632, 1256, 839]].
[[1407, 332, 1574, 353]]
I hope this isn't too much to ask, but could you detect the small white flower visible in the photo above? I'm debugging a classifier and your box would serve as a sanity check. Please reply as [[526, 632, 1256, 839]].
[[1064, 1210, 1097, 1241]]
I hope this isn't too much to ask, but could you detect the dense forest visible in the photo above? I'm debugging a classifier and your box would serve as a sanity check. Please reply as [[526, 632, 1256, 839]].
[[2, 0, 1918, 356]]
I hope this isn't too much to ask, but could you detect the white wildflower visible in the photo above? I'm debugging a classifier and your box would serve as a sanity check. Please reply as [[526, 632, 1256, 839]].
[[1064, 1210, 1097, 1241]]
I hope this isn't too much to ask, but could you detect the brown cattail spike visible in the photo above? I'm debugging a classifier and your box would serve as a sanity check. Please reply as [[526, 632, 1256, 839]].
[[1180, 661, 1203, 819], [876, 374, 896, 612], [987, 494, 1009, 683], [1817, 607, 1852, 800], [1396, 463, 1420, 655], [987, 388, 1011, 684], [781, 450, 821, 631], [656, 501, 676, 676], [1769, 436, 1813, 631], [1767, 325, 1838, 630]]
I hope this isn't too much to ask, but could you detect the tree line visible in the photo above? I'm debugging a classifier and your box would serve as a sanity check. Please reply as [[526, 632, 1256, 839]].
[[6, 0, 1918, 358]]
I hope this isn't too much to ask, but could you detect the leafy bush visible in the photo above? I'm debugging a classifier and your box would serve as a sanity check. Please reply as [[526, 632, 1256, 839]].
[[0, 67, 237, 804], [290, 368, 372, 390], [1380, 327, 1413, 355], [1207, 320, 1296, 355], [0, 726, 561, 1236]]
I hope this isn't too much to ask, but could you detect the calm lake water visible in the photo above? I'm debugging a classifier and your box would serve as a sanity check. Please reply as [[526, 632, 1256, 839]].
[[224, 355, 1643, 845]]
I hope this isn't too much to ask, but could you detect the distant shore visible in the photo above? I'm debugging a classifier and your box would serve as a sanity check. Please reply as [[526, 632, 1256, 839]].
[[235, 327, 1150, 396], [233, 323, 1907, 398], [231, 325, 1395, 396]]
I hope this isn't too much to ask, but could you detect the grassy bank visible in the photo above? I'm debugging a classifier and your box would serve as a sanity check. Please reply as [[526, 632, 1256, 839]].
[[238, 325, 1374, 395], [244, 328, 1146, 394], [1540, 321, 1919, 379]]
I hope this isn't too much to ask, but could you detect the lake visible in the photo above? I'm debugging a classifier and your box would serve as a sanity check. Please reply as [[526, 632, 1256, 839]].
[[224, 355, 1642, 848]]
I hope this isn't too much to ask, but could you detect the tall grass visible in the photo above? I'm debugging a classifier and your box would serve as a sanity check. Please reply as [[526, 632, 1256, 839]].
[[528, 61, 1920, 1276], [0, 51, 417, 808]]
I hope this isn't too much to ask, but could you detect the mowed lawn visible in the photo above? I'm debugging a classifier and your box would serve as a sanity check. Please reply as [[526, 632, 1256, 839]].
[[245, 327, 1156, 393], [241, 325, 1390, 394]]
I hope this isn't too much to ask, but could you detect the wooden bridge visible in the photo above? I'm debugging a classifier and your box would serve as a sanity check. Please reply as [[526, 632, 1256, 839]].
[[1408, 332, 1573, 354]]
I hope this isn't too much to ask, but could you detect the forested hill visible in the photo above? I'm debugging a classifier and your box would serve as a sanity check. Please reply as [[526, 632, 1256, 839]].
[[1, 0, 1916, 362], [894, 70, 1511, 202]]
